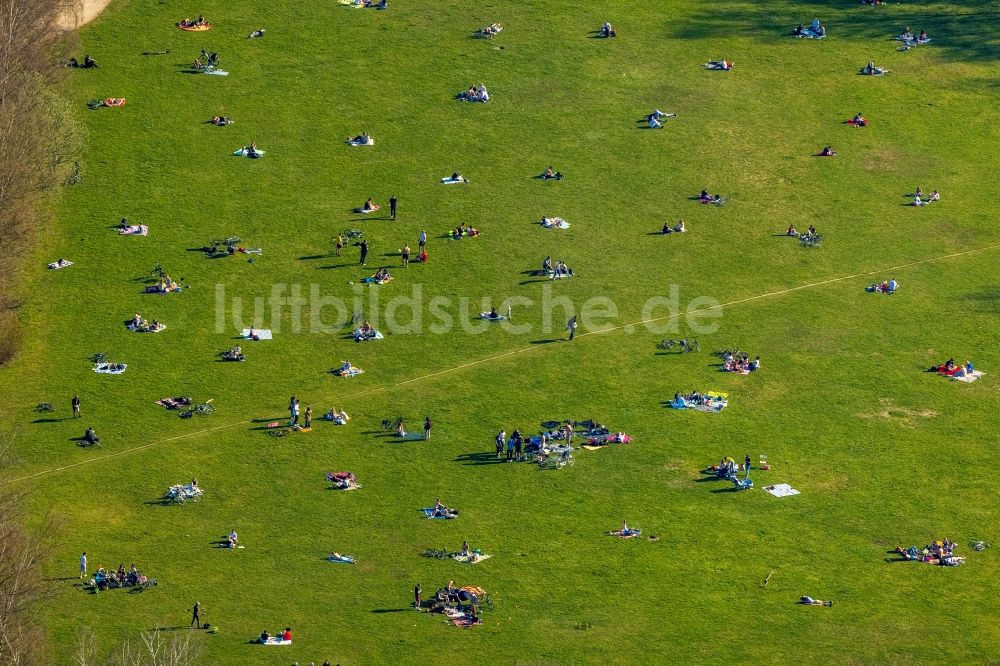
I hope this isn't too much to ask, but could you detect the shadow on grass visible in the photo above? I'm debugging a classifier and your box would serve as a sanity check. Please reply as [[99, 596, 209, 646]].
[[32, 418, 65, 423], [454, 451, 503, 466], [370, 608, 413, 614], [530, 338, 560, 345], [299, 254, 327, 261]]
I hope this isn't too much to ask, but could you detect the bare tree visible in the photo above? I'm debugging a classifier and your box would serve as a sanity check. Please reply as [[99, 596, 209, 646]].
[[71, 628, 202, 666]]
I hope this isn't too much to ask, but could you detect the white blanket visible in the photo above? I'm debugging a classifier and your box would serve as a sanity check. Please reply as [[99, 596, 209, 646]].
[[953, 371, 984, 383], [94, 363, 127, 375], [48, 260, 73, 269], [441, 176, 467, 184], [764, 483, 800, 497], [241, 329, 272, 340]]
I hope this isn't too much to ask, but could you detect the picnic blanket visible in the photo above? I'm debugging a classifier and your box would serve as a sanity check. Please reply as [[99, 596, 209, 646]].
[[353, 329, 383, 341], [764, 483, 800, 497], [233, 148, 264, 157], [333, 366, 364, 377], [47, 259, 73, 269], [422, 508, 457, 519], [94, 363, 127, 374], [354, 206, 380, 214], [203, 69, 229, 76], [451, 617, 481, 627], [540, 217, 569, 229], [327, 554, 356, 563], [797, 28, 825, 39], [118, 224, 148, 236], [241, 328, 272, 340], [441, 176, 467, 184], [347, 138, 374, 146], [607, 529, 642, 539], [670, 392, 728, 412], [478, 313, 507, 321], [260, 638, 291, 646], [178, 24, 211, 31], [580, 434, 632, 450], [953, 371, 984, 383], [360, 276, 392, 284], [156, 397, 191, 410], [451, 552, 492, 564]]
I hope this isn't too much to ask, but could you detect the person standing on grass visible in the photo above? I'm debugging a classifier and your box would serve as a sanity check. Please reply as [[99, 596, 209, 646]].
[[191, 601, 201, 628], [304, 405, 312, 429], [389, 195, 397, 220], [335, 234, 344, 257], [566, 315, 578, 341], [79, 552, 87, 579], [402, 244, 410, 268], [72, 395, 81, 418], [495, 430, 505, 459], [418, 230, 426, 252], [424, 416, 431, 440], [359, 239, 369, 266], [290, 397, 300, 425], [414, 583, 421, 609], [514, 431, 523, 461], [745, 453, 752, 475], [506, 435, 514, 461]]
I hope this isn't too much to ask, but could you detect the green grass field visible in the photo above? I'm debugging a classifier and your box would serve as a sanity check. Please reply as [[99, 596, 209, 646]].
[[4, 0, 1000, 663]]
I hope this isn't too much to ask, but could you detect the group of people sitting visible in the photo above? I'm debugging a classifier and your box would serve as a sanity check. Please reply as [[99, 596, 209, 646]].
[[177, 16, 210, 29], [221, 346, 245, 361], [933, 358, 976, 378], [146, 275, 181, 293], [346, 0, 388, 8], [786, 224, 818, 237], [669, 390, 728, 411], [722, 352, 760, 374], [211, 116, 233, 126], [866, 278, 898, 294], [698, 190, 725, 205], [457, 85, 489, 102], [237, 142, 263, 158], [599, 22, 616, 38], [365, 268, 392, 284], [540, 216, 569, 229], [861, 61, 889, 76], [247, 28, 265, 38], [256, 628, 292, 644], [68, 55, 98, 68], [89, 563, 150, 591], [709, 456, 747, 480], [82, 427, 100, 446], [705, 59, 733, 71], [224, 530, 240, 548], [793, 18, 826, 38], [324, 406, 350, 424], [346, 133, 373, 146], [912, 186, 940, 206], [895, 539, 963, 566], [354, 320, 383, 340], [118, 218, 148, 235], [429, 499, 458, 518], [451, 223, 480, 238], [127, 312, 165, 333], [541, 256, 573, 278], [476, 23, 502, 38], [898, 27, 930, 44], [425, 582, 483, 625], [661, 220, 686, 234], [326, 471, 359, 490]]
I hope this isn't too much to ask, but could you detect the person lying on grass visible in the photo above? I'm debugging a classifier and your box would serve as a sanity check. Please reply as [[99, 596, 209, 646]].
[[542, 166, 563, 180], [346, 133, 373, 145], [211, 116, 232, 125], [849, 113, 867, 127], [457, 86, 489, 102], [799, 596, 832, 606], [362, 197, 380, 212], [705, 59, 733, 70], [819, 146, 837, 156], [861, 61, 889, 75]]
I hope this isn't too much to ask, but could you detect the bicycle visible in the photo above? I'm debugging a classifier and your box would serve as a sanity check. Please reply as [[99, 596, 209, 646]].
[[180, 400, 215, 418], [35, 402, 55, 413], [657, 338, 700, 353], [342, 229, 364, 241], [381, 415, 404, 432], [712, 348, 745, 360], [151, 264, 168, 280], [420, 548, 449, 560], [800, 232, 823, 248]]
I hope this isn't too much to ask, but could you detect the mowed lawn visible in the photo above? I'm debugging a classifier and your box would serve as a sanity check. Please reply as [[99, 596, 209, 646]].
[[3, 0, 1000, 663]]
